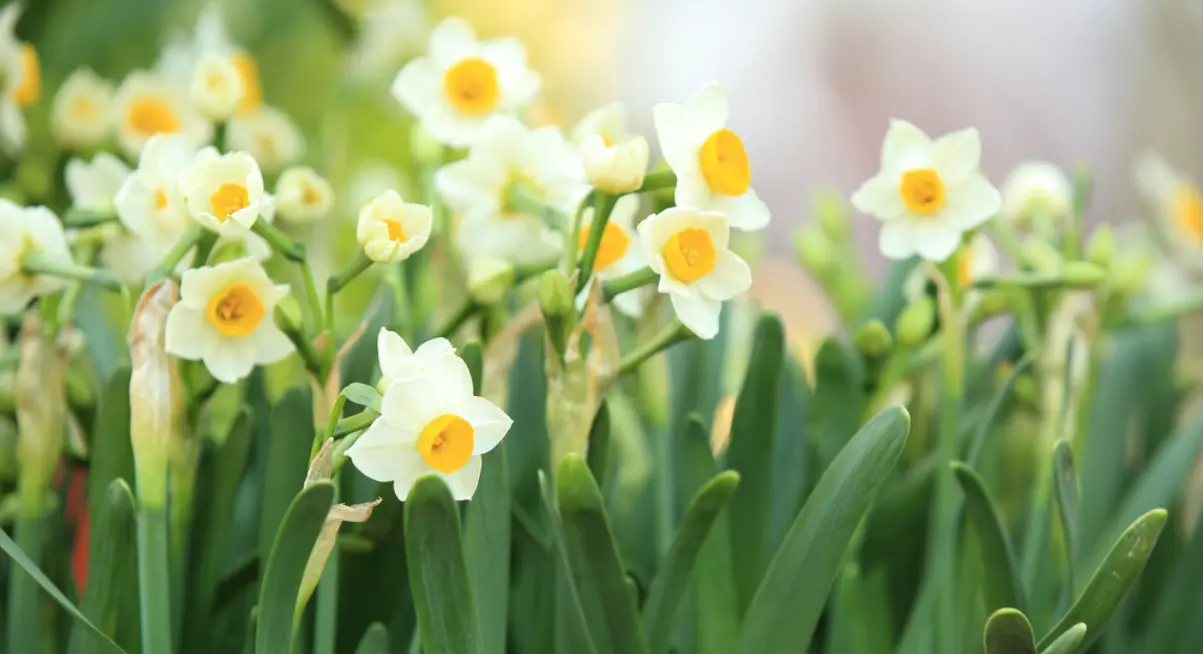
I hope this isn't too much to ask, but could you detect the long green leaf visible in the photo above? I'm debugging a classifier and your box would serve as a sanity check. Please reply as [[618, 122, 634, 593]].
[[557, 454, 650, 654], [811, 338, 864, 471], [258, 387, 315, 564], [256, 481, 336, 654], [952, 462, 1025, 612], [1141, 503, 1203, 651], [1037, 509, 1166, 650], [733, 406, 910, 654], [1051, 440, 1080, 592], [69, 479, 137, 654], [983, 608, 1036, 654], [404, 475, 482, 654], [725, 313, 784, 612], [354, 623, 390, 654], [538, 471, 598, 654], [643, 471, 740, 654], [1038, 624, 1086, 654], [87, 364, 134, 522]]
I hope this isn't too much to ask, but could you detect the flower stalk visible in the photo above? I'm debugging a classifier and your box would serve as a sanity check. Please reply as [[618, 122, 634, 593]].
[[576, 191, 617, 291], [21, 250, 123, 291], [603, 266, 659, 301], [146, 223, 204, 284], [617, 318, 695, 376]]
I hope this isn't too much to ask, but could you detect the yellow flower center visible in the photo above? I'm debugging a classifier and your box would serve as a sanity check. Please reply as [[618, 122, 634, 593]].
[[302, 185, 320, 205], [1172, 184, 1203, 243], [127, 95, 180, 136], [417, 414, 474, 474], [661, 227, 717, 282], [385, 218, 407, 242], [957, 249, 974, 288], [698, 128, 751, 196], [154, 188, 170, 210], [230, 52, 261, 114], [13, 43, 39, 107], [443, 57, 499, 115], [578, 222, 630, 272], [210, 183, 250, 221], [900, 169, 945, 216], [206, 283, 265, 336], [73, 96, 96, 120]]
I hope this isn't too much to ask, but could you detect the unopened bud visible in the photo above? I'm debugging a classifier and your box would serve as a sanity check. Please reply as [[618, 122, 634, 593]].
[[794, 225, 836, 276], [895, 297, 936, 348], [582, 134, 648, 194], [1061, 261, 1105, 288], [128, 279, 180, 507], [853, 320, 893, 359], [1019, 237, 1063, 273], [537, 269, 573, 319], [468, 257, 516, 305], [15, 315, 68, 513], [814, 190, 850, 241], [190, 53, 244, 122]]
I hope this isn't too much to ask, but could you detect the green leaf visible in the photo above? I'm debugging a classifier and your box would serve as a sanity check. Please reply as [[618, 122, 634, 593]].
[[0, 516, 127, 653], [811, 338, 864, 471], [643, 471, 740, 654], [1051, 440, 1080, 591], [733, 406, 910, 654], [952, 462, 1025, 612], [258, 386, 315, 565], [1141, 503, 1203, 651], [256, 481, 336, 654], [586, 401, 612, 491], [87, 364, 134, 522], [466, 442, 510, 654], [1037, 509, 1167, 651], [69, 480, 137, 654], [342, 383, 382, 411], [983, 608, 1036, 654], [725, 313, 785, 612], [556, 454, 650, 654], [825, 564, 893, 654], [1038, 624, 1086, 654], [867, 257, 919, 327], [354, 623, 390, 654], [966, 353, 1033, 466], [461, 339, 484, 395], [404, 475, 482, 654], [537, 471, 598, 654]]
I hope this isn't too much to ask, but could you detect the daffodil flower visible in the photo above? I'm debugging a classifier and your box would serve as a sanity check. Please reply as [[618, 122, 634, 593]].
[[375, 328, 458, 390], [852, 119, 1002, 262], [113, 71, 212, 158], [189, 52, 245, 122], [182, 149, 270, 236], [576, 194, 648, 317], [51, 68, 114, 150], [113, 134, 200, 280], [570, 102, 627, 147], [999, 161, 1072, 232], [275, 166, 335, 225], [1134, 152, 1203, 263], [0, 3, 39, 154], [155, 3, 261, 116], [0, 201, 72, 314], [66, 153, 131, 214], [356, 190, 432, 264], [226, 106, 304, 173]]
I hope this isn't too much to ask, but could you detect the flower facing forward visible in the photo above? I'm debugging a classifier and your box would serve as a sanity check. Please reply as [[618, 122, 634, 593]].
[[1134, 152, 1203, 261], [577, 194, 648, 317], [391, 17, 541, 147], [0, 201, 72, 314], [226, 106, 304, 173], [356, 190, 432, 263], [113, 71, 211, 158], [852, 120, 1001, 262], [189, 52, 244, 122], [275, 166, 334, 224], [164, 257, 292, 383], [346, 341, 512, 500], [183, 149, 269, 236], [0, 3, 39, 153], [52, 68, 114, 149], [653, 83, 770, 231], [375, 328, 458, 390], [66, 153, 131, 214], [1000, 161, 1072, 232], [155, 3, 261, 116], [436, 115, 583, 265], [638, 207, 752, 339]]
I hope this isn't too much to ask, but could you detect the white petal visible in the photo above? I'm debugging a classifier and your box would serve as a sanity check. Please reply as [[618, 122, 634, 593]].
[[378, 328, 415, 380], [345, 421, 420, 481], [652, 101, 699, 175], [881, 119, 933, 173], [380, 376, 434, 432], [202, 338, 258, 383], [909, 221, 963, 262], [251, 324, 293, 365], [429, 17, 476, 67], [685, 82, 729, 135], [696, 250, 752, 301], [878, 219, 918, 260], [670, 291, 721, 340], [932, 128, 982, 185], [390, 58, 442, 118], [164, 306, 211, 360], [422, 354, 474, 399], [706, 188, 770, 231], [852, 172, 904, 220], [942, 175, 1002, 230], [414, 338, 455, 361], [1133, 151, 1181, 204], [439, 455, 483, 500], [378, 450, 428, 495], [612, 286, 646, 318], [459, 396, 512, 455]]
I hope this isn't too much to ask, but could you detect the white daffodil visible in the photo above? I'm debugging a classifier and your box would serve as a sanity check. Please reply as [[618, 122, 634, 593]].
[[1000, 161, 1072, 232], [0, 201, 72, 314], [275, 166, 334, 224], [114, 134, 198, 277], [852, 120, 1002, 262], [903, 232, 999, 302], [51, 68, 114, 150], [653, 82, 771, 232], [182, 149, 269, 236], [375, 328, 458, 390], [226, 105, 304, 173], [0, 3, 38, 154], [391, 16, 541, 147], [577, 194, 648, 317], [570, 102, 627, 147], [436, 115, 583, 265], [1134, 152, 1203, 262], [113, 71, 212, 158], [156, 3, 261, 116], [356, 190, 432, 264], [347, 0, 432, 79], [345, 343, 512, 500], [66, 153, 131, 214], [582, 134, 648, 195], [164, 257, 293, 383], [189, 52, 244, 122], [637, 206, 752, 339]]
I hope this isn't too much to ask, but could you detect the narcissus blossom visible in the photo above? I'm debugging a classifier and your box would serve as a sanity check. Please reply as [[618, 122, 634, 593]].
[[0, 3, 39, 153], [346, 338, 512, 500], [114, 134, 199, 280], [391, 17, 541, 147], [638, 206, 752, 339], [189, 52, 244, 122], [375, 328, 458, 390], [275, 167, 335, 224], [654, 83, 771, 232], [226, 106, 303, 173], [155, 3, 261, 115], [356, 190, 432, 264], [182, 149, 269, 236], [52, 68, 114, 149], [1000, 161, 1072, 231], [852, 120, 1001, 262], [164, 257, 293, 383], [0, 201, 72, 314], [66, 153, 131, 214], [1134, 152, 1203, 260], [582, 134, 648, 195], [113, 71, 212, 158], [577, 194, 648, 317]]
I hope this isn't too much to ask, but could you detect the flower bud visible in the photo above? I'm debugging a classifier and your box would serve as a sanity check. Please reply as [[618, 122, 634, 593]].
[[853, 320, 893, 359], [15, 315, 68, 512], [1000, 161, 1072, 231], [275, 166, 335, 224], [1018, 237, 1063, 273], [128, 279, 180, 507], [467, 257, 515, 305], [1085, 224, 1115, 268], [895, 296, 936, 348], [190, 53, 245, 122], [1061, 261, 1105, 288], [581, 134, 649, 195], [537, 269, 573, 319], [814, 190, 850, 241], [793, 225, 836, 277]]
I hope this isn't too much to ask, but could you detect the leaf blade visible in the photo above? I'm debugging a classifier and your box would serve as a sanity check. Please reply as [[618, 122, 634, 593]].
[[983, 608, 1036, 654], [952, 462, 1026, 612]]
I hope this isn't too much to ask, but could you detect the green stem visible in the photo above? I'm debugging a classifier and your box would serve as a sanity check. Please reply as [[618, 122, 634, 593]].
[[567, 190, 595, 270], [276, 309, 323, 376], [314, 543, 340, 654], [147, 223, 204, 284], [603, 266, 659, 301], [192, 230, 219, 268], [252, 220, 306, 262], [7, 510, 44, 654], [314, 393, 348, 460], [631, 170, 677, 194], [435, 298, 479, 339], [333, 410, 378, 439], [617, 319, 694, 376], [62, 208, 117, 229], [576, 192, 617, 292], [22, 250, 122, 291], [53, 241, 99, 336], [137, 507, 174, 654], [300, 259, 324, 335], [327, 251, 373, 295]]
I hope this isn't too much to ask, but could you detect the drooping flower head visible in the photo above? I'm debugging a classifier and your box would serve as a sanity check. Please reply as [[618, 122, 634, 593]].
[[852, 119, 1001, 262], [999, 160, 1072, 232], [275, 166, 335, 225]]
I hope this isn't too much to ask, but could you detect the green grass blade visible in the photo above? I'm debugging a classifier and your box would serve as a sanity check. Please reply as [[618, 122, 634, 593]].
[[404, 475, 482, 654], [983, 608, 1036, 654], [725, 313, 785, 612], [256, 480, 336, 653], [1038, 624, 1086, 654], [643, 471, 740, 654], [556, 454, 650, 654], [952, 462, 1025, 612], [733, 407, 910, 654], [1037, 509, 1167, 651], [1050, 440, 1080, 593], [70, 479, 137, 654], [258, 387, 315, 565], [355, 623, 390, 654]]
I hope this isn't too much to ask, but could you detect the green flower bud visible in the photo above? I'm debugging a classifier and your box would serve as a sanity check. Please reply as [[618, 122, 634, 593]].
[[468, 257, 516, 305], [853, 320, 893, 359], [793, 225, 836, 277], [1019, 237, 1063, 273], [1085, 224, 1115, 267], [895, 296, 936, 348], [814, 190, 849, 241], [537, 269, 573, 319], [15, 315, 68, 514], [1061, 261, 1105, 288]]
